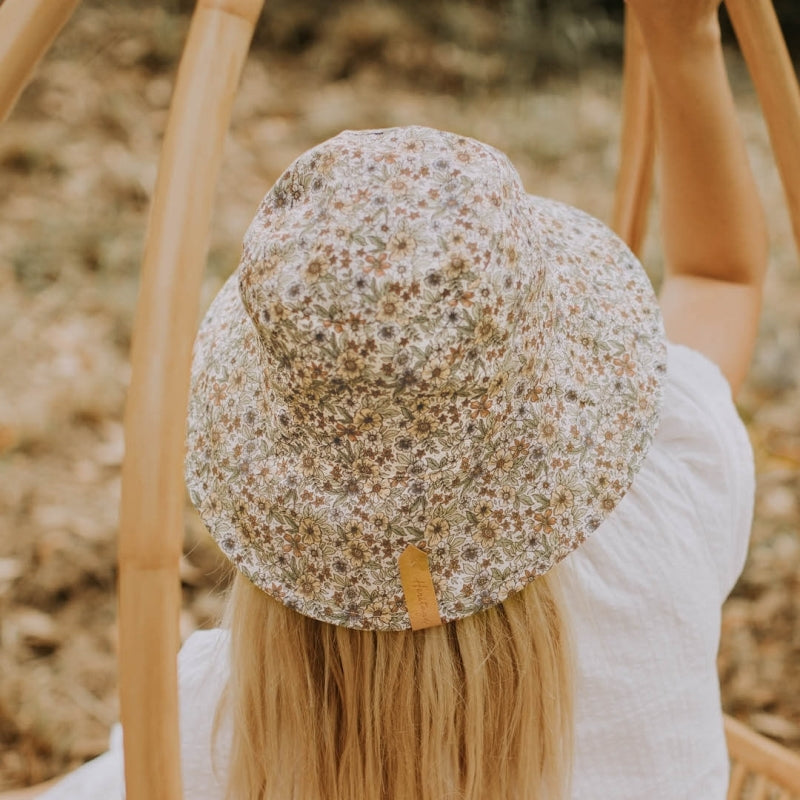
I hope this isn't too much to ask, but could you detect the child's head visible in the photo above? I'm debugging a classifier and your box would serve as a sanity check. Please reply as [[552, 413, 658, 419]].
[[186, 125, 665, 632]]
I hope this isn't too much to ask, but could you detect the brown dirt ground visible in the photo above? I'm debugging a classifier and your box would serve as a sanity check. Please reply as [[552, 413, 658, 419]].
[[1, 3, 799, 792]]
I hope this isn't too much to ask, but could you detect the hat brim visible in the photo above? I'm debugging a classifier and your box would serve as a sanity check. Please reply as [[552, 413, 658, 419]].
[[186, 194, 666, 630]]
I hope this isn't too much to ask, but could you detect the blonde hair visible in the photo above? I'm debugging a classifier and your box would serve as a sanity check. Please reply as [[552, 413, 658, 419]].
[[218, 570, 573, 800]]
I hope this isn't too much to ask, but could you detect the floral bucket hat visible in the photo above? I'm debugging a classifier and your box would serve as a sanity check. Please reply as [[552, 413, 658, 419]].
[[186, 126, 666, 631]]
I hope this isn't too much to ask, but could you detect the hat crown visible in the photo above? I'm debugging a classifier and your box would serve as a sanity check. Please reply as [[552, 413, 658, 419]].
[[238, 127, 550, 421]]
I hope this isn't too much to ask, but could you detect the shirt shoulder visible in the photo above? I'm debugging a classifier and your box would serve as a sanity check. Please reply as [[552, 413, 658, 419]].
[[655, 342, 755, 599]]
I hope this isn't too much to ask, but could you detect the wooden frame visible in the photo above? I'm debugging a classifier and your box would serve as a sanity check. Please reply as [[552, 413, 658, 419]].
[[116, 2, 265, 798], [615, 0, 800, 259], [726, 0, 800, 255], [725, 715, 800, 799], [611, 6, 655, 256], [0, 0, 82, 123]]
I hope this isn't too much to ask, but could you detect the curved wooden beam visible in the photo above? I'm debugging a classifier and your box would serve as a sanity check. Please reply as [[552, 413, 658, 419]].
[[117, 1, 264, 799], [724, 714, 800, 796], [0, 0, 81, 123], [725, 0, 800, 259], [611, 8, 656, 256]]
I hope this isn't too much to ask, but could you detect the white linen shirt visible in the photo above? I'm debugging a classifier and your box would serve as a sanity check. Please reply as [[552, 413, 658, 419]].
[[40, 343, 755, 800]]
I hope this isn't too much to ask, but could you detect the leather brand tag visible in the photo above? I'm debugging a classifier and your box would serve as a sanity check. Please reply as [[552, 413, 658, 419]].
[[398, 545, 442, 631]]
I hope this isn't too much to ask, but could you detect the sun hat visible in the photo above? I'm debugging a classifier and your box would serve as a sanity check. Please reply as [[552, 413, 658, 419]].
[[185, 125, 666, 631]]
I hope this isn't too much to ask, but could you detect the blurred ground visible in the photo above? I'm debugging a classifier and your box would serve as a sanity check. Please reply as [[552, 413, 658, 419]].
[[1, 1, 799, 791]]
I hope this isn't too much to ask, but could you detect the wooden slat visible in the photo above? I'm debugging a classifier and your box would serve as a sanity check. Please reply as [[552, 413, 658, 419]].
[[116, 1, 264, 799], [725, 0, 800, 258], [611, 6, 656, 256], [725, 715, 800, 797], [728, 761, 749, 800], [0, 0, 81, 123], [750, 773, 771, 800]]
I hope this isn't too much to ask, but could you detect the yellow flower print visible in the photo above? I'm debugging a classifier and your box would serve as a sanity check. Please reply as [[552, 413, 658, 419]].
[[475, 519, 500, 547], [550, 486, 574, 516], [422, 355, 451, 384], [498, 485, 517, 504], [337, 350, 365, 379], [316, 150, 338, 174], [473, 500, 493, 520], [299, 453, 318, 476], [371, 512, 390, 531], [268, 301, 289, 322], [206, 493, 223, 516], [600, 491, 618, 512], [352, 458, 378, 479], [345, 539, 371, 565], [298, 380, 326, 405], [342, 521, 363, 541], [489, 448, 513, 473], [365, 477, 391, 499], [387, 229, 417, 260], [298, 516, 322, 544], [353, 406, 383, 432], [296, 573, 321, 598], [255, 497, 274, 516], [304, 253, 330, 283], [409, 411, 439, 439], [474, 315, 498, 343], [424, 517, 451, 544], [445, 252, 471, 279], [375, 291, 406, 322], [537, 418, 559, 446], [364, 600, 392, 626], [487, 370, 509, 397]]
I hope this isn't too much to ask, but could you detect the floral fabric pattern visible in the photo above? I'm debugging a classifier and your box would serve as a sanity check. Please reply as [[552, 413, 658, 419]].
[[185, 126, 666, 630]]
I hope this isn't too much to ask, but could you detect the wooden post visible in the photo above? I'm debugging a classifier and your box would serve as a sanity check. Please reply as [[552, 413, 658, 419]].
[[0, 0, 81, 123], [725, 0, 800, 258], [611, 7, 656, 256], [117, 1, 264, 799], [724, 715, 800, 796]]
